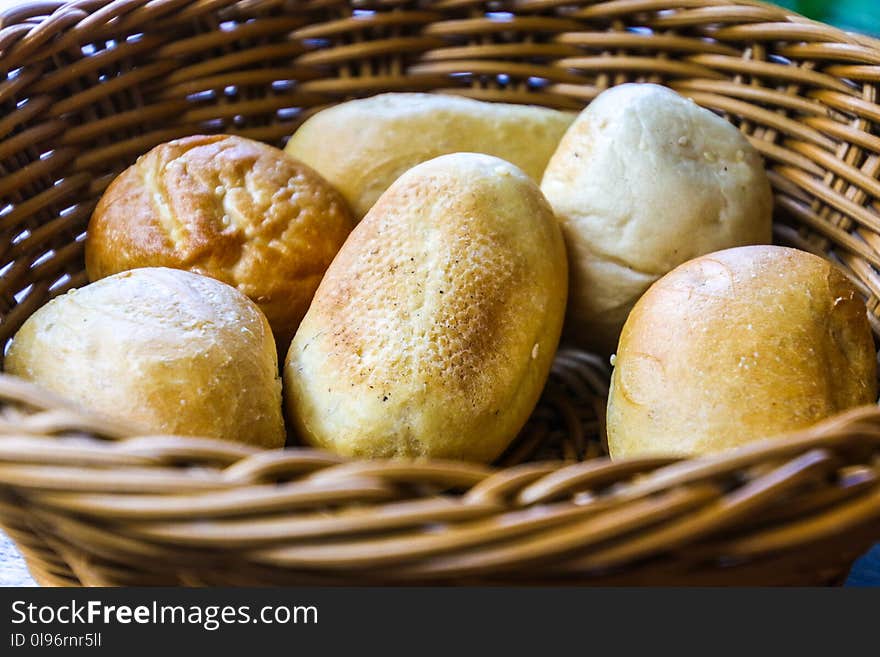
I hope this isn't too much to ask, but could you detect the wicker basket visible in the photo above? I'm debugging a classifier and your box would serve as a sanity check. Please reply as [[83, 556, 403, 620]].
[[2, 0, 880, 586]]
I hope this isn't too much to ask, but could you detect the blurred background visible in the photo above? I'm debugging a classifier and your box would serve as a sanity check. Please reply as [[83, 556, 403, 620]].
[[773, 0, 879, 35]]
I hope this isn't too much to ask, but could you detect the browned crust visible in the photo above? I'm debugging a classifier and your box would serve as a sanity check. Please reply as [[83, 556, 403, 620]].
[[608, 245, 878, 458], [85, 134, 354, 349]]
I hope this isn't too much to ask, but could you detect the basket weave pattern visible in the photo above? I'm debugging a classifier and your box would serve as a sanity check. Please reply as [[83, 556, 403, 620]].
[[1, 0, 880, 585]]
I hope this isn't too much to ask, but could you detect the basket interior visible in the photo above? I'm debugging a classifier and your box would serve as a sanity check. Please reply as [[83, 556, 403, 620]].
[[3, 0, 880, 462], [3, 0, 880, 351]]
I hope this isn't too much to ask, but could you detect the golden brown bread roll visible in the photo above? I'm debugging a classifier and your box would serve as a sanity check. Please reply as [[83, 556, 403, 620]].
[[541, 83, 773, 353], [5, 268, 285, 448], [284, 153, 568, 462], [285, 93, 574, 219], [85, 134, 353, 349], [607, 246, 877, 458]]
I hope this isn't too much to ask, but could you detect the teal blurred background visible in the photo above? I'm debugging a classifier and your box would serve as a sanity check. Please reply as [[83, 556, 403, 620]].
[[772, 0, 879, 35]]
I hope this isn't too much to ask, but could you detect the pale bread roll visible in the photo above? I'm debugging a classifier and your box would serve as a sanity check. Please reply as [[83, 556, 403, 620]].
[[541, 83, 773, 353], [5, 268, 285, 448], [285, 153, 568, 462], [85, 134, 353, 349], [285, 93, 574, 219], [607, 246, 877, 458]]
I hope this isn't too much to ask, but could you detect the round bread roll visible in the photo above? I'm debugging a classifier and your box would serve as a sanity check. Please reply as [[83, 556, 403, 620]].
[[5, 268, 285, 448], [85, 134, 353, 349], [541, 83, 773, 353], [285, 153, 568, 462], [607, 246, 877, 458], [285, 93, 574, 219]]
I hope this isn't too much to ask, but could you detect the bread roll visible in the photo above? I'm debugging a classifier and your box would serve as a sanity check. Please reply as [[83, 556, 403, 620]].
[[85, 134, 353, 349], [607, 246, 877, 458], [285, 93, 574, 219], [541, 83, 773, 353], [285, 153, 568, 462], [5, 268, 285, 448]]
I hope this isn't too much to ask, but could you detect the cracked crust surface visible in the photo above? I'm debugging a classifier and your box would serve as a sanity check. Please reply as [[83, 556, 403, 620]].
[[607, 246, 877, 458], [85, 134, 353, 349], [284, 153, 568, 462], [541, 83, 773, 353]]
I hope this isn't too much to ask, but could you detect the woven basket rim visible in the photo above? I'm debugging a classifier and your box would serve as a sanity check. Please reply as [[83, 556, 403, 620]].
[[2, 0, 880, 48]]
